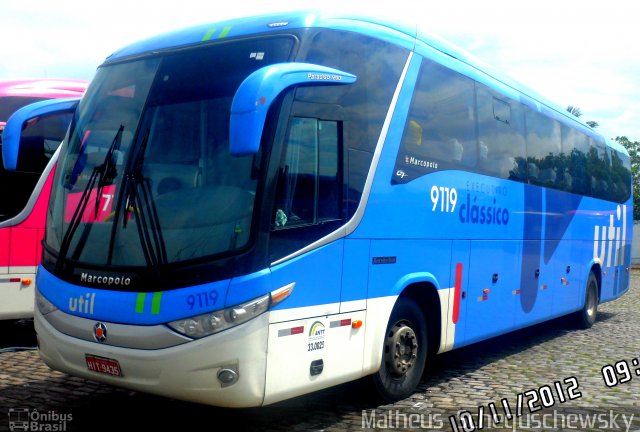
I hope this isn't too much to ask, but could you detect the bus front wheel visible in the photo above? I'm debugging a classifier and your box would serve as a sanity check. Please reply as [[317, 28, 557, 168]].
[[575, 272, 599, 329], [373, 298, 427, 402]]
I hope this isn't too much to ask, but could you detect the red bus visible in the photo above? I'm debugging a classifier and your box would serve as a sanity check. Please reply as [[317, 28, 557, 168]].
[[0, 79, 86, 320]]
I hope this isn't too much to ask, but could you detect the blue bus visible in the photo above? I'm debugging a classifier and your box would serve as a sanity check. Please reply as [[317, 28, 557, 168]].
[[3, 11, 631, 407]]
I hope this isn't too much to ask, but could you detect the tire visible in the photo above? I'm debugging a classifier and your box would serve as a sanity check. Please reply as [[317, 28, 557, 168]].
[[575, 272, 599, 329], [372, 298, 427, 402]]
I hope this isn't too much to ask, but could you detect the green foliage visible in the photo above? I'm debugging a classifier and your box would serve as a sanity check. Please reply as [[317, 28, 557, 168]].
[[567, 105, 583, 118], [615, 136, 640, 219], [566, 105, 598, 129]]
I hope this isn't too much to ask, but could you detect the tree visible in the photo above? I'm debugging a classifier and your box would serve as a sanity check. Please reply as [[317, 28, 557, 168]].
[[615, 136, 640, 220], [567, 105, 583, 118], [566, 105, 599, 129]]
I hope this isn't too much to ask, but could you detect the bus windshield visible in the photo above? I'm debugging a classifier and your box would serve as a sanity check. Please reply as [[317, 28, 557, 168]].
[[47, 36, 295, 270]]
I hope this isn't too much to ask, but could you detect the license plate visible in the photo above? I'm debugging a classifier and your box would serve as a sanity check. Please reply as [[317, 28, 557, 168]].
[[85, 354, 122, 377]]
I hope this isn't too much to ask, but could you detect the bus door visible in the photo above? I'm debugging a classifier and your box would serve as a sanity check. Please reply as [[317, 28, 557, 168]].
[[268, 104, 347, 315], [265, 102, 365, 403]]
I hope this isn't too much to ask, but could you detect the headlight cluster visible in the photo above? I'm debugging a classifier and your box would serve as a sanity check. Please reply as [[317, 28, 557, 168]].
[[36, 289, 59, 315], [167, 293, 270, 339]]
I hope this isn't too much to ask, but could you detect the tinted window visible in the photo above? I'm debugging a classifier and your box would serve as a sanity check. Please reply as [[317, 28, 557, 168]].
[[0, 170, 39, 222], [0, 97, 47, 122], [386, 58, 631, 203], [393, 59, 476, 184], [476, 85, 526, 180], [610, 149, 631, 202], [16, 111, 73, 173], [273, 117, 341, 228], [299, 30, 408, 215], [589, 140, 607, 198], [526, 109, 562, 188], [563, 126, 590, 195], [0, 109, 71, 221], [47, 37, 296, 270], [561, 125, 582, 193], [270, 116, 342, 261]]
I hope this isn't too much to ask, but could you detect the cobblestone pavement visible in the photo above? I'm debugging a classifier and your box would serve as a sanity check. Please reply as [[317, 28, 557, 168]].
[[2, 272, 640, 431]]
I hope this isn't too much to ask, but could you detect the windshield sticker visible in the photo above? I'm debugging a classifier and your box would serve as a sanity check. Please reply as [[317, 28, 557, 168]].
[[64, 185, 116, 223]]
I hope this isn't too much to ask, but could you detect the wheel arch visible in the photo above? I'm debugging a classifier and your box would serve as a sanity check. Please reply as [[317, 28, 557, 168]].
[[396, 281, 442, 359], [362, 272, 443, 375], [588, 261, 602, 302]]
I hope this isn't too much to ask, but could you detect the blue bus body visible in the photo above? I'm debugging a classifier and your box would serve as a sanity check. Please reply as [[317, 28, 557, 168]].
[[19, 11, 630, 407]]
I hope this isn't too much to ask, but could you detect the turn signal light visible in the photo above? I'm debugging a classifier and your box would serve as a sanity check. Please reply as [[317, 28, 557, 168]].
[[21, 279, 33, 285], [271, 282, 295, 306], [351, 320, 363, 329]]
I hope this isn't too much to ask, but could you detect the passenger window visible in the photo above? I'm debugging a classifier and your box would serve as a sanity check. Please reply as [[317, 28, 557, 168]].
[[561, 125, 579, 193], [476, 85, 526, 180], [564, 127, 590, 195], [393, 60, 476, 184], [526, 109, 561, 188], [565, 134, 632, 203], [610, 149, 631, 202], [493, 97, 511, 124], [589, 139, 611, 199]]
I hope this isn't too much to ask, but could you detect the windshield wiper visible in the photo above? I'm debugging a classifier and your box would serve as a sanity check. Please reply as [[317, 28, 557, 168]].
[[94, 126, 123, 219], [122, 171, 168, 278], [55, 125, 124, 273], [105, 127, 167, 281]]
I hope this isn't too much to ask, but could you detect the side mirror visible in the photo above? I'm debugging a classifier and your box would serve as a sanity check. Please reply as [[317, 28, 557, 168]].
[[2, 98, 80, 172], [230, 63, 356, 156]]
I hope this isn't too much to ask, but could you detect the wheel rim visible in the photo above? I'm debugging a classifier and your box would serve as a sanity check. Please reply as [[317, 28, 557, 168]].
[[384, 323, 419, 377], [586, 283, 597, 321]]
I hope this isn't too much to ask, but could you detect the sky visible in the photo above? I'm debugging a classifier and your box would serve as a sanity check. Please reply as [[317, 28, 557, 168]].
[[1, 0, 639, 142]]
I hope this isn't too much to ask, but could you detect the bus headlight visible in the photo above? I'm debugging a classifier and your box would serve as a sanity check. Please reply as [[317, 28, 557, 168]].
[[167, 293, 270, 339], [35, 289, 58, 315]]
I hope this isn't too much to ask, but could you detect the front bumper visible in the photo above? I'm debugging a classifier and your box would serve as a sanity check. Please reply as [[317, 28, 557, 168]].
[[35, 307, 270, 407]]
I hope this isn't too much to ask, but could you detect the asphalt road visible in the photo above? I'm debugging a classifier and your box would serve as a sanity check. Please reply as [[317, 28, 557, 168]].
[[2, 272, 640, 431]]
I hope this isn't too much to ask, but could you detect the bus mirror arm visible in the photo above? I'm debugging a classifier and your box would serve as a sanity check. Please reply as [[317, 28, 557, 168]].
[[229, 62, 356, 156]]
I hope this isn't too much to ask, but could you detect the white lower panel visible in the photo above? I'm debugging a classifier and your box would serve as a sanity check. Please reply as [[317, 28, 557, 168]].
[[0, 273, 36, 320], [9, 266, 38, 274], [437, 287, 457, 353], [264, 309, 367, 405], [361, 296, 398, 375]]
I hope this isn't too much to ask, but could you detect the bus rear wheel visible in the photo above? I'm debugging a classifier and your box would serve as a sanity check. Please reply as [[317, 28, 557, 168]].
[[373, 298, 427, 402], [575, 272, 599, 329]]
